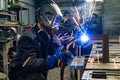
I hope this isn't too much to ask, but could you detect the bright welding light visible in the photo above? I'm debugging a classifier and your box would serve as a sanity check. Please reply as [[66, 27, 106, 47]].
[[80, 34, 89, 42]]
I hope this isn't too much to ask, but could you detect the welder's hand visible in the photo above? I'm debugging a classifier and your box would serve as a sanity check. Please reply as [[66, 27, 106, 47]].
[[58, 51, 74, 69], [52, 34, 62, 57], [53, 34, 62, 47], [46, 55, 58, 70], [54, 47, 61, 58], [46, 47, 61, 70]]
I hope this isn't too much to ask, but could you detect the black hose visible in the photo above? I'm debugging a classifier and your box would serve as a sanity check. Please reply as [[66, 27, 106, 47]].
[[60, 68, 64, 80]]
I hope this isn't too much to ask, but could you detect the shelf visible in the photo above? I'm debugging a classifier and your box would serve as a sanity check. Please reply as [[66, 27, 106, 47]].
[[0, 21, 20, 27], [0, 24, 20, 27], [0, 11, 16, 16]]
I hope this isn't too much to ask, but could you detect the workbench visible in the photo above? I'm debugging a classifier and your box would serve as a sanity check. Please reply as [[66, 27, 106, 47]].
[[70, 56, 85, 80], [69, 34, 109, 80], [82, 41, 120, 80], [0, 38, 12, 79]]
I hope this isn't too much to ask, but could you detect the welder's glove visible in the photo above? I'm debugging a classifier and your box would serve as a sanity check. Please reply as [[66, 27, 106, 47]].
[[46, 47, 62, 70], [58, 51, 74, 69], [47, 50, 74, 70], [46, 55, 58, 70]]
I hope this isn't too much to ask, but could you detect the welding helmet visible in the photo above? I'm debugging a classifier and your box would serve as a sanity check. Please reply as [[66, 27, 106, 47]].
[[36, 2, 63, 30]]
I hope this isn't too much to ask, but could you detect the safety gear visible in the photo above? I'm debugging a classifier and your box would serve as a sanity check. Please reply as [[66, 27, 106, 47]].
[[8, 25, 55, 80], [46, 47, 61, 70], [36, 2, 63, 30], [52, 34, 62, 49], [46, 55, 58, 70], [58, 51, 74, 68], [47, 49, 74, 70]]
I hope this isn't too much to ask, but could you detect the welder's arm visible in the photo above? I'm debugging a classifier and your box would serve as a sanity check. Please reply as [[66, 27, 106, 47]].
[[17, 36, 57, 72]]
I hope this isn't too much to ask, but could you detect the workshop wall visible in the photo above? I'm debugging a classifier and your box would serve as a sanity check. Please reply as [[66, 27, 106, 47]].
[[18, 0, 35, 25], [103, 0, 120, 39]]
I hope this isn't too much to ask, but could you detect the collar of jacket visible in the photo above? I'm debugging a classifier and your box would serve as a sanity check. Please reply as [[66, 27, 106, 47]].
[[32, 24, 51, 44]]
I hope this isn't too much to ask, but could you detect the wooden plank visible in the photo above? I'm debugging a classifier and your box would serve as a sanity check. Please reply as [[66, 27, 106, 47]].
[[0, 40, 12, 79], [0, 24, 20, 27], [77, 69, 81, 80], [0, 11, 16, 16], [85, 63, 120, 70]]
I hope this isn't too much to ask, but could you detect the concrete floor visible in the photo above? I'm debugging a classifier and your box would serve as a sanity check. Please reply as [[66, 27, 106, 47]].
[[47, 66, 71, 80]]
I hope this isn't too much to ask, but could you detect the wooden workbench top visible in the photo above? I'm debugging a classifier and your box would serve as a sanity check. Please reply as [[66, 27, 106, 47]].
[[0, 72, 7, 80], [85, 63, 120, 70]]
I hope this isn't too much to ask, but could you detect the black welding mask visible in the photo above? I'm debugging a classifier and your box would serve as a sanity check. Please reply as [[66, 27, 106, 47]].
[[36, 2, 63, 30]]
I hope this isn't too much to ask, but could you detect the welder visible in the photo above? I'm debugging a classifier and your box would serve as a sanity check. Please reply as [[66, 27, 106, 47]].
[[8, 1, 73, 80]]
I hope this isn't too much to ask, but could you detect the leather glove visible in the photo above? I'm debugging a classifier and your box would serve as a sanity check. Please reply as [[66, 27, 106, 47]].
[[47, 50, 74, 70], [46, 46, 62, 70], [46, 55, 58, 70], [58, 51, 74, 69]]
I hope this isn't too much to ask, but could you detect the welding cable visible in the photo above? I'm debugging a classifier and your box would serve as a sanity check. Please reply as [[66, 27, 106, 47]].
[[61, 68, 64, 80]]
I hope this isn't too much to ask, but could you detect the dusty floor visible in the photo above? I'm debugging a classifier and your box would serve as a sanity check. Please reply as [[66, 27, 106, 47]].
[[47, 66, 71, 80]]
